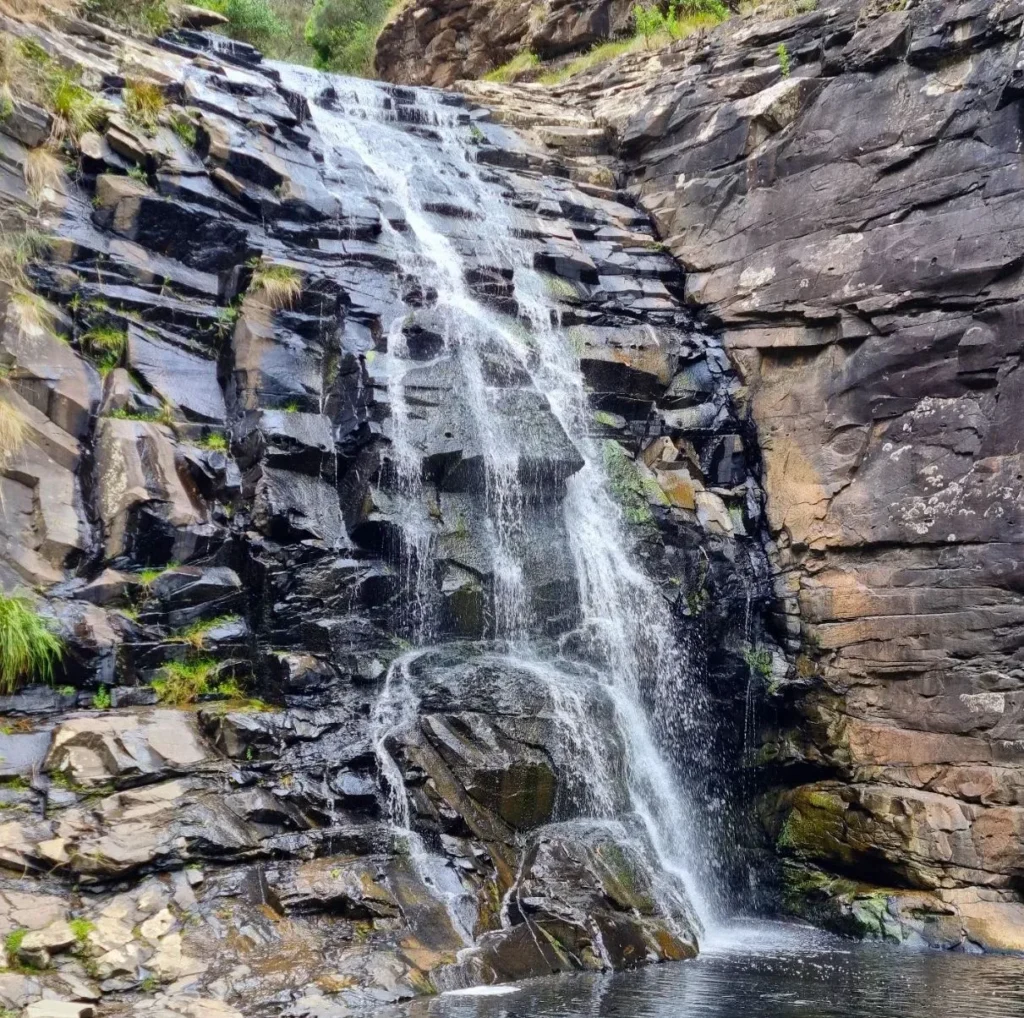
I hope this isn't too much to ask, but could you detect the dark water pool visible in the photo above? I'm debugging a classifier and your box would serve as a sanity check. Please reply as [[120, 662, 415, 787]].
[[402, 921, 1024, 1018]]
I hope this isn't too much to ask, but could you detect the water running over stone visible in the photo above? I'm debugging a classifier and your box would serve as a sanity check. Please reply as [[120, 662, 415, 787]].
[[274, 65, 719, 954]]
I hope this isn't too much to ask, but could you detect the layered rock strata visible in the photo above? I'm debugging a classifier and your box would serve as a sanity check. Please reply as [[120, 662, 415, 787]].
[[0, 12, 773, 1015], [392, 0, 1024, 950]]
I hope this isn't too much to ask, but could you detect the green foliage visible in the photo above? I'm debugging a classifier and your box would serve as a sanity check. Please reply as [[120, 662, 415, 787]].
[[633, 2, 664, 45], [91, 685, 111, 710], [170, 113, 198, 147], [105, 405, 174, 425], [538, 38, 640, 85], [134, 563, 176, 587], [84, 0, 173, 36], [48, 70, 104, 142], [3, 927, 26, 961], [483, 50, 539, 83], [193, 432, 228, 452], [127, 164, 149, 183], [123, 80, 165, 132], [305, 0, 395, 76], [744, 646, 773, 679], [633, 0, 727, 48], [0, 593, 63, 695], [282, 400, 301, 413], [540, 273, 579, 302], [216, 0, 285, 50], [69, 918, 95, 943], [151, 658, 219, 705], [168, 614, 240, 650], [82, 327, 127, 376], [777, 42, 791, 76]]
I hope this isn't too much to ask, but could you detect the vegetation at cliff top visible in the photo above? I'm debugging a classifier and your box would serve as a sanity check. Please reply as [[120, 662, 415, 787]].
[[0, 592, 64, 695], [193, 0, 397, 74], [305, 0, 396, 75], [491, 0, 730, 87]]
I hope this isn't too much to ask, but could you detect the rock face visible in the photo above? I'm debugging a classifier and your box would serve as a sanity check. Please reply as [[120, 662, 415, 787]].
[[413, 0, 1024, 950], [376, 0, 636, 86], [0, 11, 773, 1016]]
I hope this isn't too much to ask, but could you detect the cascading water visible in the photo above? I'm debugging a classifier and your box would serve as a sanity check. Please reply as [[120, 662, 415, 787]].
[[275, 64, 720, 950]]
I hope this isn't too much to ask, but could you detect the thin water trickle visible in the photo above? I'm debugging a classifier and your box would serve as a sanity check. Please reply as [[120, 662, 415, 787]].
[[275, 63, 720, 941]]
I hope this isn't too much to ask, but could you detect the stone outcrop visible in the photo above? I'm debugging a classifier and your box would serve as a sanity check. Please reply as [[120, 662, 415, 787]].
[[376, 0, 637, 87], [404, 0, 1024, 949], [0, 9, 772, 1015]]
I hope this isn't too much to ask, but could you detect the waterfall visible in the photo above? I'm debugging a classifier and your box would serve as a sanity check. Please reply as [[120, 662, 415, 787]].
[[274, 65, 717, 943]]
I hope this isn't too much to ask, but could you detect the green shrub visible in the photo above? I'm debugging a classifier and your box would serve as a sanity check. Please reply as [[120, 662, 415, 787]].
[[305, 0, 395, 76], [777, 42, 791, 76], [151, 658, 218, 705], [207, 0, 285, 49], [0, 593, 63, 695], [633, 1, 664, 46]]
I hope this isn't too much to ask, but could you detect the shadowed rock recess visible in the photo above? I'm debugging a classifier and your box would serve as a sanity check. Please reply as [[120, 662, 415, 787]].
[[378, 0, 1024, 955], [0, 10, 779, 1016]]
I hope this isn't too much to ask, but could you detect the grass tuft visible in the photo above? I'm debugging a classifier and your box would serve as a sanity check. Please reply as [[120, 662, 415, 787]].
[[168, 614, 240, 651], [537, 39, 640, 85], [82, 326, 127, 376], [248, 260, 302, 309], [23, 146, 63, 199], [0, 592, 63, 695], [48, 70, 104, 143], [170, 112, 197, 147], [193, 432, 228, 452], [0, 393, 27, 470], [123, 79, 164, 133], [151, 657, 244, 705], [483, 50, 539, 83]]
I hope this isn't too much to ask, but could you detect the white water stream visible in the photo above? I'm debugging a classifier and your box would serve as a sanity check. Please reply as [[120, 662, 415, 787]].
[[275, 66, 716, 941]]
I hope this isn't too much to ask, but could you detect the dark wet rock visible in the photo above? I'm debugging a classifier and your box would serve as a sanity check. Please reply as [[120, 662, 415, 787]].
[[127, 329, 227, 424]]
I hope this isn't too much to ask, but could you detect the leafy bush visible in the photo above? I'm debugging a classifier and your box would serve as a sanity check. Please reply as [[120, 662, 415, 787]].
[[305, 0, 394, 76], [0, 592, 63, 695], [219, 0, 284, 50]]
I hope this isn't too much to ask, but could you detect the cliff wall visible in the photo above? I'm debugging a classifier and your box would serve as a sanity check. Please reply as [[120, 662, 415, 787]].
[[376, 0, 1024, 949]]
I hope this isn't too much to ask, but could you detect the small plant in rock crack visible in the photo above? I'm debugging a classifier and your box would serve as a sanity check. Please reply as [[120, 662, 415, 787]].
[[81, 326, 127, 376], [777, 42, 792, 77], [743, 646, 774, 680], [247, 259, 302, 309], [91, 685, 111, 710], [122, 79, 165, 134], [170, 113, 198, 148]]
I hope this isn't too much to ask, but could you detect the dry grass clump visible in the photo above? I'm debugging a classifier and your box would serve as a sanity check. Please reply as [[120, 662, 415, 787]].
[[248, 260, 302, 309], [0, 393, 28, 463], [23, 145, 64, 199], [123, 79, 165, 132]]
